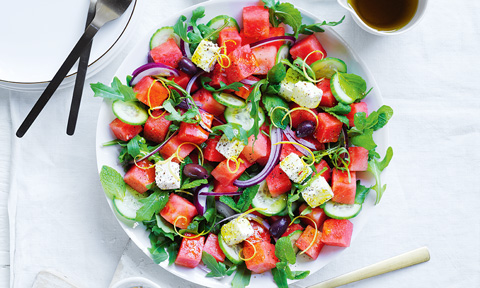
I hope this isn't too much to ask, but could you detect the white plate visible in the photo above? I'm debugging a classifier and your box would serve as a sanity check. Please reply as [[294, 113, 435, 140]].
[[0, 0, 137, 91], [96, 0, 388, 287]]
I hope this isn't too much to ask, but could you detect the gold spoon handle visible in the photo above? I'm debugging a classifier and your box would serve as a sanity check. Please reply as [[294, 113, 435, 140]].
[[308, 246, 430, 288]]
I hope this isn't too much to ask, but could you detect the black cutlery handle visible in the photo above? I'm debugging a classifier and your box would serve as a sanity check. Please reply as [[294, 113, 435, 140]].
[[16, 24, 99, 138]]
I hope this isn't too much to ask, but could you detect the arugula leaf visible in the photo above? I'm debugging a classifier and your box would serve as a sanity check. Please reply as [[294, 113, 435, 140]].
[[155, 214, 176, 241], [263, 1, 303, 37], [91, 77, 136, 101], [135, 190, 169, 222], [126, 135, 149, 158], [236, 185, 259, 212], [355, 181, 370, 205], [232, 263, 251, 288], [287, 192, 300, 219], [173, 15, 189, 43], [202, 251, 235, 277], [200, 77, 244, 92], [275, 237, 296, 265], [211, 123, 249, 145], [299, 16, 346, 34], [180, 179, 208, 190], [323, 102, 351, 115], [246, 79, 268, 138], [99, 165, 125, 200], [163, 98, 199, 123], [368, 146, 393, 204], [262, 94, 289, 129], [148, 244, 168, 264], [267, 62, 287, 84]]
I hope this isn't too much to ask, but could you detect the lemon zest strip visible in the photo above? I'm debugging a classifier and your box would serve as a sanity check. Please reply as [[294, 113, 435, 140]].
[[302, 50, 325, 83], [283, 107, 319, 129], [173, 216, 212, 239], [290, 215, 318, 255], [273, 141, 316, 166], [226, 157, 244, 174], [238, 240, 257, 261]]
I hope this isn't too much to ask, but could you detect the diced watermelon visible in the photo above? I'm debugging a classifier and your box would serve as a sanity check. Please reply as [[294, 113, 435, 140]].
[[168, 71, 199, 94], [177, 122, 209, 145], [123, 160, 155, 194], [241, 133, 269, 163], [295, 225, 325, 260], [313, 159, 332, 183], [300, 135, 325, 151], [239, 29, 259, 46], [203, 233, 226, 262], [289, 34, 327, 65], [266, 164, 292, 197], [109, 118, 142, 142], [211, 155, 251, 184], [321, 219, 353, 247], [192, 88, 225, 116], [149, 38, 183, 68], [175, 233, 205, 268], [242, 6, 269, 39], [199, 109, 214, 129], [159, 135, 195, 162], [252, 45, 277, 75], [218, 27, 242, 55], [299, 203, 328, 229], [289, 102, 318, 128], [332, 169, 357, 205], [246, 221, 271, 244], [204, 136, 226, 162], [317, 78, 337, 108], [266, 27, 286, 49], [133, 76, 169, 108], [346, 102, 368, 127], [143, 110, 171, 143], [234, 76, 260, 100], [213, 179, 239, 193], [160, 194, 198, 229], [225, 45, 258, 83], [280, 141, 304, 161], [281, 223, 304, 237], [244, 241, 278, 274], [314, 113, 343, 143], [207, 63, 228, 89], [348, 146, 368, 171]]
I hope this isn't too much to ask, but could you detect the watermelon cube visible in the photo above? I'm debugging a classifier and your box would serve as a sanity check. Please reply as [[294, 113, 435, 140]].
[[299, 203, 328, 229], [289, 35, 327, 65], [332, 169, 357, 204], [203, 233, 226, 262], [109, 118, 142, 142], [218, 27, 242, 55], [159, 135, 195, 163], [192, 88, 225, 116], [266, 27, 286, 49], [160, 194, 198, 229], [242, 6, 269, 39], [321, 219, 353, 247], [168, 71, 199, 94], [252, 45, 277, 75], [241, 133, 269, 163], [246, 221, 271, 244], [213, 179, 239, 193], [317, 78, 338, 108], [204, 136, 226, 162], [149, 38, 183, 68], [314, 113, 343, 143], [348, 146, 369, 171], [266, 164, 292, 197], [211, 155, 251, 184], [143, 110, 171, 143], [313, 159, 332, 183], [289, 102, 318, 129], [234, 76, 260, 99], [280, 140, 304, 161], [123, 160, 155, 194], [244, 241, 278, 274], [175, 233, 205, 268], [295, 225, 325, 260], [225, 45, 258, 83], [281, 223, 304, 238], [133, 76, 169, 108], [346, 102, 368, 127], [177, 122, 209, 145]]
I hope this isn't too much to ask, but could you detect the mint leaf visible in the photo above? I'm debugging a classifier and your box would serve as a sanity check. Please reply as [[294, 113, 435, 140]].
[[371, 105, 394, 131], [99, 165, 126, 200], [267, 62, 287, 84], [262, 94, 289, 129], [91, 77, 136, 101], [271, 267, 289, 288], [211, 123, 249, 145], [232, 263, 251, 288], [219, 196, 241, 213], [148, 244, 168, 264], [181, 179, 208, 190], [355, 181, 370, 205], [202, 251, 229, 277], [275, 237, 296, 264], [285, 266, 310, 280], [135, 190, 169, 222], [324, 102, 351, 115], [367, 147, 393, 204], [337, 72, 367, 102], [236, 185, 259, 212]]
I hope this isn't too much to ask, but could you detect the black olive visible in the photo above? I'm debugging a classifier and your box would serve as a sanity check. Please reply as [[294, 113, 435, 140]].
[[296, 120, 316, 138], [183, 163, 209, 179], [178, 57, 198, 75]]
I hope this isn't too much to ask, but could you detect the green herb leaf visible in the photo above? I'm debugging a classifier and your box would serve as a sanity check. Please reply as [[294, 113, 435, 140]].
[[285, 266, 310, 280], [355, 181, 370, 205], [246, 79, 268, 139], [271, 267, 289, 288], [91, 77, 136, 101], [148, 244, 168, 264], [267, 62, 287, 84], [163, 98, 199, 123], [275, 237, 297, 265], [202, 251, 230, 277], [262, 94, 289, 129], [337, 72, 368, 103], [211, 123, 249, 145], [166, 241, 179, 265], [181, 179, 208, 190], [367, 146, 393, 204], [135, 190, 169, 222], [236, 185, 259, 212], [269, 2, 303, 37], [173, 15, 189, 43], [219, 196, 241, 213], [200, 77, 244, 92], [299, 16, 345, 34], [99, 165, 126, 200], [232, 263, 251, 288]]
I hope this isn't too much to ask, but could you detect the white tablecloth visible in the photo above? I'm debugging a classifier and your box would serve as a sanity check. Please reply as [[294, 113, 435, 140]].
[[1, 0, 479, 287]]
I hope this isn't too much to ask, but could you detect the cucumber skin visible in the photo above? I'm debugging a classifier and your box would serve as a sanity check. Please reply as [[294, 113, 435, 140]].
[[218, 233, 243, 265], [330, 73, 355, 105], [112, 100, 148, 126], [311, 57, 347, 79], [324, 201, 362, 219], [213, 92, 246, 108]]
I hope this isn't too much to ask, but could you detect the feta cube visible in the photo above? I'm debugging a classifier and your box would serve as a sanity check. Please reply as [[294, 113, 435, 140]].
[[292, 81, 323, 108], [301, 175, 334, 208], [155, 161, 181, 190], [278, 68, 304, 101], [215, 134, 245, 160], [191, 39, 220, 72], [280, 153, 312, 183], [220, 217, 254, 246]]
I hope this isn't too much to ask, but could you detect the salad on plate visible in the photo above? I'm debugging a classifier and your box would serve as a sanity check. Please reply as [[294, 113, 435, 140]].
[[93, 1, 393, 287]]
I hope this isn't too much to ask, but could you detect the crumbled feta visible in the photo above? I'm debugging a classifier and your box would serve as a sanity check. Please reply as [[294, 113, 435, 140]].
[[215, 134, 245, 160], [302, 175, 334, 208], [191, 39, 220, 72], [278, 68, 304, 101], [292, 81, 323, 108], [220, 217, 254, 246], [280, 153, 312, 183], [155, 161, 181, 190]]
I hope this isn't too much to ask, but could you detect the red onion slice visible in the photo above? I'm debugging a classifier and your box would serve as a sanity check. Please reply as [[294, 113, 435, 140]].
[[199, 191, 243, 196], [180, 26, 193, 58], [194, 184, 209, 215], [186, 71, 204, 95], [130, 63, 180, 86], [283, 126, 315, 157], [284, 126, 317, 151], [233, 127, 283, 188], [249, 36, 296, 49], [240, 78, 259, 86], [129, 130, 178, 164]]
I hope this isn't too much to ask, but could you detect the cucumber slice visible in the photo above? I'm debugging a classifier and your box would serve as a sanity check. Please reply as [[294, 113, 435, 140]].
[[112, 100, 148, 126], [310, 57, 347, 79], [224, 102, 265, 131], [251, 181, 287, 216], [288, 230, 303, 254], [213, 92, 246, 108], [218, 233, 243, 264], [113, 185, 147, 221], [150, 26, 180, 50], [207, 15, 240, 31], [275, 44, 290, 64], [324, 201, 362, 219], [330, 72, 355, 104]]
